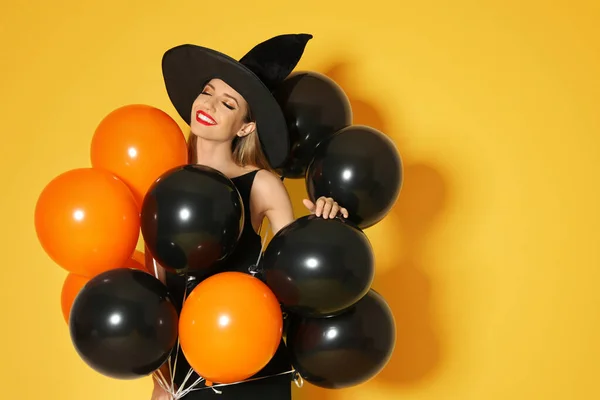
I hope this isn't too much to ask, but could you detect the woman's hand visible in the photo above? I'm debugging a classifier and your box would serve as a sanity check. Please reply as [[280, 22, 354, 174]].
[[303, 197, 349, 219], [252, 171, 349, 236], [151, 370, 175, 400], [150, 383, 173, 400]]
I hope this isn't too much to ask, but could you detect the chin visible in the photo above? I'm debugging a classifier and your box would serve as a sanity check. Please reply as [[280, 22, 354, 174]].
[[190, 122, 212, 136], [190, 122, 227, 141]]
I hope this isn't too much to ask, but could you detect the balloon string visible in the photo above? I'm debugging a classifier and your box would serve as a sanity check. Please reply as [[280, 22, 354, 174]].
[[168, 349, 174, 393], [175, 376, 206, 398], [172, 189, 281, 398], [293, 370, 304, 388], [152, 257, 159, 280], [186, 370, 300, 394], [150, 255, 175, 394], [157, 368, 172, 391], [151, 371, 166, 390], [256, 224, 269, 265], [249, 219, 271, 275], [171, 272, 190, 393], [152, 369, 172, 396], [174, 368, 199, 398]]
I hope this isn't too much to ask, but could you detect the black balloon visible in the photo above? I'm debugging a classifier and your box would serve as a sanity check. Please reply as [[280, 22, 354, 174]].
[[141, 164, 244, 275], [273, 71, 352, 179], [261, 215, 374, 317], [286, 289, 396, 389], [306, 125, 403, 229], [69, 268, 179, 379]]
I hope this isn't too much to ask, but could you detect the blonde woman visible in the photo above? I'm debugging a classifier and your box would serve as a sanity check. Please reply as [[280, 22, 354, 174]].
[[152, 34, 348, 399]]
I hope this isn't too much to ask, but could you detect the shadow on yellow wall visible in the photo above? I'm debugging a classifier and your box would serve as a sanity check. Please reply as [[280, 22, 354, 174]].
[[374, 163, 445, 385], [287, 61, 450, 399]]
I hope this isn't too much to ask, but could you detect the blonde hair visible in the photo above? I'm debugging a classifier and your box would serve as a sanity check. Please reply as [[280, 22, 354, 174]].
[[187, 107, 273, 171]]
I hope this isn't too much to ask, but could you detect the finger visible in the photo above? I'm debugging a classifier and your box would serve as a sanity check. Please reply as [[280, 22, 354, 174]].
[[329, 203, 340, 219], [321, 198, 334, 219], [315, 197, 326, 217], [302, 198, 315, 212], [340, 207, 349, 218]]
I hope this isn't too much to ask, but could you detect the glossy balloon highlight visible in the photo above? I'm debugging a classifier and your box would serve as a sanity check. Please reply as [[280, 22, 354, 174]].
[[34, 168, 140, 277], [273, 71, 352, 178], [262, 215, 374, 317], [91, 104, 188, 209], [69, 268, 179, 379], [286, 289, 396, 389], [179, 272, 283, 384], [306, 125, 403, 229], [140, 164, 244, 275]]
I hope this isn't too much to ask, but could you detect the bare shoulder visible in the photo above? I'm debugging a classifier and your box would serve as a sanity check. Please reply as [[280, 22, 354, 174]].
[[253, 169, 287, 193], [252, 169, 291, 207], [251, 170, 294, 232]]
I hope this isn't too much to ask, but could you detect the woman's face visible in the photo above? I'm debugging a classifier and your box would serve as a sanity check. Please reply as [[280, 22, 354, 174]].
[[189, 79, 255, 142]]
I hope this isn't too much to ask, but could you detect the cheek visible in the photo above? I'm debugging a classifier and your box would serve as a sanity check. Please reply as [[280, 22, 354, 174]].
[[190, 101, 200, 119], [191, 98, 203, 111], [233, 109, 248, 127], [220, 110, 240, 128]]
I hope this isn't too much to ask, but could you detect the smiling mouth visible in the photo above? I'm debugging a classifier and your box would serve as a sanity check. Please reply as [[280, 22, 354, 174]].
[[196, 110, 217, 125]]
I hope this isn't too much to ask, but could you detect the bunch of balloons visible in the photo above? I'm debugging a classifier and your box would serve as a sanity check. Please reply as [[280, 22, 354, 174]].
[[139, 163, 285, 388], [33, 70, 402, 395], [34, 104, 188, 379], [35, 104, 287, 390], [259, 71, 402, 388], [274, 71, 403, 229]]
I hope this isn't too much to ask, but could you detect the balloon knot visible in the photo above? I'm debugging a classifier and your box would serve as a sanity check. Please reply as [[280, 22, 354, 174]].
[[293, 371, 304, 388], [248, 264, 260, 276]]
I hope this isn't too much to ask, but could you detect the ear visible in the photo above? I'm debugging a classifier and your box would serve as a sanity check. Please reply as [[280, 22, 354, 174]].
[[237, 121, 256, 138]]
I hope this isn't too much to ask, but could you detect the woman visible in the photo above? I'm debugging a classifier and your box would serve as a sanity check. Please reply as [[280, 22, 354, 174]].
[[151, 34, 348, 399]]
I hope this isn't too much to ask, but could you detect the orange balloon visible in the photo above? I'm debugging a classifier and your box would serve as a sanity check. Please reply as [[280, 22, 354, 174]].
[[60, 273, 90, 324], [34, 168, 140, 277], [90, 104, 188, 208], [179, 272, 283, 384]]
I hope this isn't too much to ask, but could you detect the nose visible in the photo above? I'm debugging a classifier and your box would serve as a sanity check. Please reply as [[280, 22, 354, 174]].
[[202, 96, 217, 113]]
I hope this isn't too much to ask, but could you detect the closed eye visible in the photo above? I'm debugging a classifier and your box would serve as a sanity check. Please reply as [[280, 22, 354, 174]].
[[201, 89, 235, 110]]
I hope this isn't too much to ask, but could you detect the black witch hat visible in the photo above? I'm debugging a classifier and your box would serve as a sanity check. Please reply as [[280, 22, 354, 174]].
[[161, 33, 313, 169]]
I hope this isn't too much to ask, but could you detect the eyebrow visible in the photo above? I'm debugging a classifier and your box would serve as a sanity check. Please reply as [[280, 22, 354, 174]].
[[205, 83, 240, 107]]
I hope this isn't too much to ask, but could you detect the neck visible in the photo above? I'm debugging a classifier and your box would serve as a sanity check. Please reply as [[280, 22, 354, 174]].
[[193, 136, 237, 172]]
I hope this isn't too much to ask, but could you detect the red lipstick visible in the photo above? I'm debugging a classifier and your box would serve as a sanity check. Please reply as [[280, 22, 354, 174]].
[[196, 110, 217, 125]]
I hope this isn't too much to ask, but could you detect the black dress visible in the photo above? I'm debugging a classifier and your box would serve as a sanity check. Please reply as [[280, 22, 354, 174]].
[[165, 170, 293, 399]]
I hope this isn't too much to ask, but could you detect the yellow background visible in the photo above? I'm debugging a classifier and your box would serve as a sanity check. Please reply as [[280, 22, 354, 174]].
[[2, 0, 599, 398]]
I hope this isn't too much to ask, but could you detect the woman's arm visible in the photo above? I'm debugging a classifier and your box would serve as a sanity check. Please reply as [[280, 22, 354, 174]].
[[251, 170, 348, 235], [251, 170, 295, 234]]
